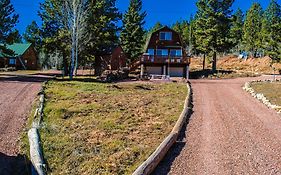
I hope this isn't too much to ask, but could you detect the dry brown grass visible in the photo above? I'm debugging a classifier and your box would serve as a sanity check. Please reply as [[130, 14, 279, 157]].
[[38, 80, 187, 175], [251, 81, 281, 107], [191, 55, 281, 76]]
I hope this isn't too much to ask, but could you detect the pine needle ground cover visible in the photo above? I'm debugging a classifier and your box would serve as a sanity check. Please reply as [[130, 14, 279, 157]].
[[251, 81, 281, 106], [40, 80, 187, 174]]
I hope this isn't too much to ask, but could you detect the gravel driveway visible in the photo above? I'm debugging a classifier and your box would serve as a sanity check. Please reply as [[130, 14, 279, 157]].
[[0, 75, 50, 175], [154, 76, 281, 175]]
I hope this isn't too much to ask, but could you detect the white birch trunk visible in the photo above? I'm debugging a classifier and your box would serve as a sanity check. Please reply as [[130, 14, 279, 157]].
[[64, 0, 88, 80]]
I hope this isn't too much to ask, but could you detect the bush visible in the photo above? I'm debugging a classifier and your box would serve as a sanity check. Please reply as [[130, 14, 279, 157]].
[[99, 68, 129, 82]]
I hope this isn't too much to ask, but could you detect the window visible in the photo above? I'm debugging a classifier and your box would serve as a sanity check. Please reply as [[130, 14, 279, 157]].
[[9, 58, 16, 65], [147, 49, 155, 60], [170, 50, 182, 57], [156, 49, 168, 56], [160, 32, 172, 40], [147, 49, 154, 55]]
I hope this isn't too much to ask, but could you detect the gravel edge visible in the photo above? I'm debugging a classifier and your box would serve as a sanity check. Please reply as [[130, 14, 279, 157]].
[[243, 79, 281, 114], [28, 81, 48, 175]]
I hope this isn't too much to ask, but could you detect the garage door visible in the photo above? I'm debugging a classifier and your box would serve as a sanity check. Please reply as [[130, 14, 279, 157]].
[[146, 66, 162, 75], [169, 67, 184, 77]]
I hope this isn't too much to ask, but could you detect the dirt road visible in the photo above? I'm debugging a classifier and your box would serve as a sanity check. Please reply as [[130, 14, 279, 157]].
[[0, 75, 49, 175], [154, 76, 281, 175]]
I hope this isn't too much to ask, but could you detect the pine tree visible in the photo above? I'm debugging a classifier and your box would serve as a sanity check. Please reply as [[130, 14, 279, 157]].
[[13, 29, 23, 43], [39, 0, 71, 75], [82, 0, 121, 75], [84, 0, 121, 57], [40, 0, 121, 76], [189, 15, 197, 55], [0, 0, 19, 55], [172, 21, 182, 34], [194, 0, 234, 72], [120, 0, 146, 63], [145, 22, 162, 40], [24, 21, 42, 51], [261, 0, 281, 62], [172, 21, 189, 46], [152, 22, 162, 31], [230, 8, 244, 52], [243, 3, 263, 57], [144, 22, 163, 50], [145, 22, 163, 45], [150, 22, 163, 33], [180, 21, 190, 46]]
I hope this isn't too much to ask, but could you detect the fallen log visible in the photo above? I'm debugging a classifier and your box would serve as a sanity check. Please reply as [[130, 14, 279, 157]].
[[28, 128, 46, 175]]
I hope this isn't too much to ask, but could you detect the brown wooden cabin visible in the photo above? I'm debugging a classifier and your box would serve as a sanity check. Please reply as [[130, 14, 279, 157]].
[[0, 43, 38, 70], [140, 26, 190, 78], [95, 46, 127, 75]]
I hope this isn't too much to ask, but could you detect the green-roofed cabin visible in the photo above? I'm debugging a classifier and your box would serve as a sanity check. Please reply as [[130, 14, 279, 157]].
[[140, 26, 190, 78], [0, 43, 38, 70]]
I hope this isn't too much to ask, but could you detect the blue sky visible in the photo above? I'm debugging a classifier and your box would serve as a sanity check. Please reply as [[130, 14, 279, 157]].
[[11, 0, 281, 34]]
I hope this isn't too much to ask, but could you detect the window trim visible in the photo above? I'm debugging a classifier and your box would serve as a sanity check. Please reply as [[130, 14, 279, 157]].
[[159, 32, 172, 41], [170, 49, 183, 57], [156, 49, 169, 56]]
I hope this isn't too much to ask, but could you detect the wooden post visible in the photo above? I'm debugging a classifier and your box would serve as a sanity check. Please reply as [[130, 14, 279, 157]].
[[163, 65, 167, 76], [140, 64, 144, 78], [186, 65, 190, 79], [212, 51, 217, 73]]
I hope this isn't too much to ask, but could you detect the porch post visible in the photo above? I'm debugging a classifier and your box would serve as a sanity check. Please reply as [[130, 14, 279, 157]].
[[186, 65, 190, 79], [140, 64, 144, 78], [163, 65, 167, 75]]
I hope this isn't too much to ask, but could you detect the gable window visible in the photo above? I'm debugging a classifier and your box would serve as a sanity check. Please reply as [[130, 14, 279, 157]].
[[170, 50, 182, 57], [156, 49, 168, 56], [160, 32, 172, 40], [9, 58, 16, 65]]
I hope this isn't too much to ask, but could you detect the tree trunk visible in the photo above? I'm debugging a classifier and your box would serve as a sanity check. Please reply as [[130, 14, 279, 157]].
[[62, 52, 69, 76], [212, 51, 217, 73], [70, 30, 76, 80], [203, 54, 206, 70], [69, 3, 77, 80], [74, 17, 79, 76]]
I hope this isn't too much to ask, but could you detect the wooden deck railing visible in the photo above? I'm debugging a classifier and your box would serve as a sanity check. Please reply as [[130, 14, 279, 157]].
[[141, 55, 190, 64]]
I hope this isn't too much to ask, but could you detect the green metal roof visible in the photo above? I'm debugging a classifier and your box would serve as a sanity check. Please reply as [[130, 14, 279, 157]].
[[0, 43, 32, 57]]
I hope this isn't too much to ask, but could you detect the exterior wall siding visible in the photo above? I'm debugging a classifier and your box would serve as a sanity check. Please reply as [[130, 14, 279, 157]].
[[141, 26, 190, 78], [110, 46, 127, 70], [0, 46, 38, 70], [95, 46, 128, 75]]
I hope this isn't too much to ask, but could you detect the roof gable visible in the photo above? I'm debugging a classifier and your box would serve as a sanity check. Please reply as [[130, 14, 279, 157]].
[[0, 43, 32, 57], [144, 26, 184, 51]]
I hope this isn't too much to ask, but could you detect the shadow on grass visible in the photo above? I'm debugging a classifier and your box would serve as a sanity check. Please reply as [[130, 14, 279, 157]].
[[0, 74, 53, 83], [0, 152, 31, 175], [55, 76, 138, 84], [190, 69, 234, 79], [152, 87, 194, 175], [56, 77, 101, 83]]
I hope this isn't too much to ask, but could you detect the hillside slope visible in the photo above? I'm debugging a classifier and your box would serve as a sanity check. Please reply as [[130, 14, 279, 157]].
[[191, 55, 281, 75]]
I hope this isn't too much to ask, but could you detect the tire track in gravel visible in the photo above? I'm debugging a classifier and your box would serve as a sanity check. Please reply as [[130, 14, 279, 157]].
[[0, 81, 41, 155], [154, 77, 281, 175], [0, 75, 47, 175]]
